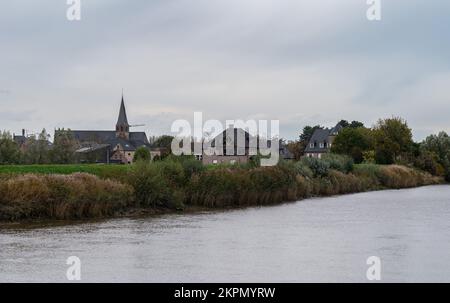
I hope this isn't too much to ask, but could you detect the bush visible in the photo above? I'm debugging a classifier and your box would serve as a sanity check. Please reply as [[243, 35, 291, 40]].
[[293, 161, 314, 178], [321, 153, 354, 173], [300, 157, 330, 177], [414, 151, 444, 176], [127, 161, 185, 209], [178, 156, 205, 181], [133, 147, 151, 162]]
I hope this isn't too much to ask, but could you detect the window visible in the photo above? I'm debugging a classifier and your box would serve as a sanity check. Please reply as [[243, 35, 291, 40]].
[[310, 143, 314, 148], [319, 143, 324, 148]]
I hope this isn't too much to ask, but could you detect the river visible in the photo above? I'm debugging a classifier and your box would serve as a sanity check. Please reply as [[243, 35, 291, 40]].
[[1, 185, 450, 282]]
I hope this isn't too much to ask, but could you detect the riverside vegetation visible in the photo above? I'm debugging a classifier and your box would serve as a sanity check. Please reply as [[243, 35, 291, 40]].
[[0, 117, 448, 222], [0, 155, 443, 222]]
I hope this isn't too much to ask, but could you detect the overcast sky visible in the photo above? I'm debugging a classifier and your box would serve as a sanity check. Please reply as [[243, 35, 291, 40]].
[[0, 0, 449, 141]]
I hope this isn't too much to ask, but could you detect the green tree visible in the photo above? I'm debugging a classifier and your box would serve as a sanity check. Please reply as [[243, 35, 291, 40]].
[[133, 146, 151, 162], [338, 120, 349, 128], [349, 120, 365, 128], [300, 125, 321, 142], [420, 131, 450, 181], [287, 140, 305, 160], [23, 129, 51, 164], [151, 135, 174, 158], [0, 131, 20, 164], [373, 117, 413, 164], [331, 127, 374, 163], [51, 128, 78, 164]]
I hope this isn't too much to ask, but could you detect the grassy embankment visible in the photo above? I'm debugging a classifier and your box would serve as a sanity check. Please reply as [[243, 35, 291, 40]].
[[0, 164, 130, 180], [0, 156, 444, 222]]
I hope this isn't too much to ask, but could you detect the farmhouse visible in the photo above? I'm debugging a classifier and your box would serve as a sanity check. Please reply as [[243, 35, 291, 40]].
[[304, 123, 343, 159], [201, 127, 293, 165], [202, 127, 256, 165]]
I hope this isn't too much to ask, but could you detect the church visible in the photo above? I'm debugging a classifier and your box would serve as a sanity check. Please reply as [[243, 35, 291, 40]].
[[62, 95, 151, 164]]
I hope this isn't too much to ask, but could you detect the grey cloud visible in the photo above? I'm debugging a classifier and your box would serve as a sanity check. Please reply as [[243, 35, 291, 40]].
[[0, 0, 449, 141]]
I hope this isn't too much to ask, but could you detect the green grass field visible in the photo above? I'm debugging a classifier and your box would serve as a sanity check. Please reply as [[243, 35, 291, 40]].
[[0, 164, 131, 180]]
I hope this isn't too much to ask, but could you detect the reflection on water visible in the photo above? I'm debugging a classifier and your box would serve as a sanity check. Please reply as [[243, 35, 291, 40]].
[[1, 185, 450, 282]]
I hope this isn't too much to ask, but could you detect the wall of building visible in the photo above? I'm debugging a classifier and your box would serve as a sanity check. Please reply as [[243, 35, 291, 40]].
[[306, 153, 323, 159], [202, 155, 250, 165]]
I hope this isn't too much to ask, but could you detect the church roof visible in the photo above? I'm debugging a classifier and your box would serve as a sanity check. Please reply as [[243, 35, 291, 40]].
[[66, 130, 150, 151], [116, 95, 129, 127], [56, 94, 150, 153]]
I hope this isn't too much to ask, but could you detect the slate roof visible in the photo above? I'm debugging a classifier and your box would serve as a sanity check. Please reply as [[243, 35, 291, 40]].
[[304, 128, 331, 153], [67, 130, 150, 152], [330, 123, 343, 135], [304, 122, 343, 153], [116, 96, 129, 127], [209, 128, 255, 155], [75, 143, 110, 154]]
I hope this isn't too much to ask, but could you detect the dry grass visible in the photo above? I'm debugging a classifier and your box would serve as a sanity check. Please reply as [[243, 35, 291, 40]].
[[0, 173, 133, 221], [0, 161, 444, 222]]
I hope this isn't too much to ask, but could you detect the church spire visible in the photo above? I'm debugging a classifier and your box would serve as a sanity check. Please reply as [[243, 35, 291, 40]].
[[116, 93, 130, 139]]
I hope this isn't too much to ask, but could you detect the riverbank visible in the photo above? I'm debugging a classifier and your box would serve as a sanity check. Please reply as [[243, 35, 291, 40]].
[[0, 157, 444, 222]]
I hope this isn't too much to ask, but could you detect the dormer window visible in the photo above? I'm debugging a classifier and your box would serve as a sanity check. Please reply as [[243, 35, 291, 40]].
[[319, 142, 324, 148], [310, 143, 314, 148]]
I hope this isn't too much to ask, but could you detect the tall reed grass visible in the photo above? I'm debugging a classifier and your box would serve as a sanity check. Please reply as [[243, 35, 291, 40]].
[[0, 173, 133, 221], [0, 157, 444, 222]]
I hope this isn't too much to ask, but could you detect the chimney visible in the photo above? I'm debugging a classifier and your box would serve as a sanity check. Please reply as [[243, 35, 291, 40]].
[[22, 129, 25, 136]]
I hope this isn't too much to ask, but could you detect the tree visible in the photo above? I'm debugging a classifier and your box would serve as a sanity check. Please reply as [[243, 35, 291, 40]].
[[420, 131, 450, 180], [51, 128, 78, 164], [338, 120, 349, 128], [373, 117, 413, 164], [151, 135, 174, 158], [287, 141, 305, 160], [421, 131, 450, 163], [23, 129, 51, 164], [331, 127, 374, 163], [349, 120, 365, 128], [0, 131, 20, 164], [299, 125, 321, 142], [133, 146, 151, 162]]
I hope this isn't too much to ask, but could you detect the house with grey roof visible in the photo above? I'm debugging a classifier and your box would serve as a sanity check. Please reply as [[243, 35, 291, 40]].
[[56, 95, 150, 164], [202, 127, 256, 165], [304, 123, 344, 158], [201, 127, 291, 165]]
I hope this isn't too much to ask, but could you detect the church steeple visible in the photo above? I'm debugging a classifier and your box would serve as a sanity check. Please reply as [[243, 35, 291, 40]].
[[116, 93, 130, 139]]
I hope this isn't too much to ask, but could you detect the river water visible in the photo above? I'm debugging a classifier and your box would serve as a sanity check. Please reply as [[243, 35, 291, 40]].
[[1, 185, 450, 282]]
